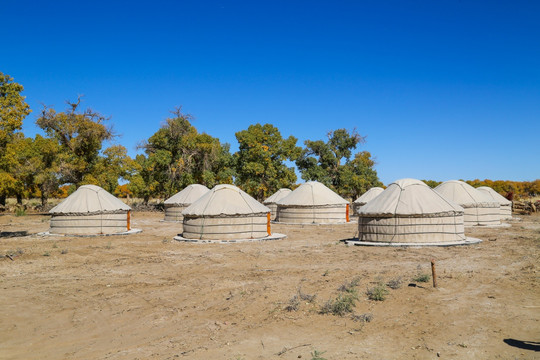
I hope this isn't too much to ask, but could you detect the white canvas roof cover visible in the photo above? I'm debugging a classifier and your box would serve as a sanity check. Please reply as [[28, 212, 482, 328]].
[[164, 184, 210, 205], [263, 188, 292, 204], [49, 185, 131, 215], [182, 184, 270, 216], [359, 178, 464, 216], [276, 181, 348, 206], [434, 180, 498, 208], [354, 187, 384, 205], [476, 186, 512, 206]]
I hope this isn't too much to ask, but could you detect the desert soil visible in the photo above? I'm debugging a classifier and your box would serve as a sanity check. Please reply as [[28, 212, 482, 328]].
[[0, 212, 539, 360]]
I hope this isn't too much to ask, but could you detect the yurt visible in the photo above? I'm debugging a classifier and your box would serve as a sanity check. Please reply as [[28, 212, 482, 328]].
[[434, 180, 501, 227], [354, 178, 472, 245], [477, 186, 512, 220], [49, 185, 133, 235], [163, 184, 209, 221], [353, 187, 384, 214], [275, 181, 350, 224], [263, 188, 292, 220], [180, 184, 273, 241]]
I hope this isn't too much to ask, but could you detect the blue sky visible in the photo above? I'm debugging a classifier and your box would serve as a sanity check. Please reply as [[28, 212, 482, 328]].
[[3, 0, 539, 185]]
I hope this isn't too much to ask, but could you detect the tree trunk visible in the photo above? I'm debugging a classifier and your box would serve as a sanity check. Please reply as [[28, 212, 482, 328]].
[[16, 194, 23, 205], [41, 194, 48, 207], [144, 195, 150, 206], [0, 194, 5, 206]]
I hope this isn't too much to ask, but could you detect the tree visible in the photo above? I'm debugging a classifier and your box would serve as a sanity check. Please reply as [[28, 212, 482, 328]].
[[339, 151, 383, 199], [0, 72, 32, 205], [234, 123, 301, 201], [296, 129, 381, 199], [36, 97, 114, 186], [133, 107, 234, 202], [92, 145, 137, 194]]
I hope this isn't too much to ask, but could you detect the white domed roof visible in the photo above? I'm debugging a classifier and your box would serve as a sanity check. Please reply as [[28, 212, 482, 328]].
[[164, 184, 210, 205], [263, 188, 292, 204], [276, 181, 348, 206], [182, 184, 270, 216], [359, 178, 463, 216], [434, 180, 498, 208], [353, 187, 384, 205], [49, 185, 131, 214], [477, 186, 512, 205]]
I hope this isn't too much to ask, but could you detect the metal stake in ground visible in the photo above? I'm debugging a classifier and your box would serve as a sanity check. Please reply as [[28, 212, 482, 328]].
[[431, 259, 437, 288]]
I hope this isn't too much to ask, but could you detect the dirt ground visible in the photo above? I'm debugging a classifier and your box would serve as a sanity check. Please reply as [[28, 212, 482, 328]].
[[0, 212, 539, 360]]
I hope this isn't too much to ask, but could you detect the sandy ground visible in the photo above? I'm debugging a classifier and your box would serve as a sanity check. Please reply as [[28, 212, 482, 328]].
[[0, 212, 539, 360]]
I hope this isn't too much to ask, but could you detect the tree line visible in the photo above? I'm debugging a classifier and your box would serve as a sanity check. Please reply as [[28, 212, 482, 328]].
[[1, 72, 382, 207], [422, 179, 540, 199]]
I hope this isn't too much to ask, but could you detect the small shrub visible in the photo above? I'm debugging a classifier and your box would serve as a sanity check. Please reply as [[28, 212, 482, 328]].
[[351, 313, 373, 323], [15, 207, 26, 217], [61, 249, 68, 255], [387, 276, 403, 289], [52, 243, 58, 249], [321, 291, 358, 316], [413, 273, 431, 283], [367, 283, 389, 301], [322, 269, 329, 276], [43, 252, 50, 257], [285, 295, 300, 312], [311, 349, 327, 360], [338, 276, 361, 293], [298, 287, 316, 303]]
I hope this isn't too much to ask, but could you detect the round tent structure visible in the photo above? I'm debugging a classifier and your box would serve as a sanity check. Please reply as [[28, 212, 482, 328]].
[[49, 185, 134, 235], [351, 178, 477, 246], [178, 184, 281, 241], [163, 184, 210, 221], [434, 181, 501, 227], [353, 187, 384, 214], [263, 188, 292, 220], [275, 181, 350, 224], [477, 186, 512, 220]]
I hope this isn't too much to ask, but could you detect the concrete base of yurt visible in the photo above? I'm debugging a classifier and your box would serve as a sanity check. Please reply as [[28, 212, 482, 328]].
[[346, 237, 482, 247], [163, 205, 187, 222], [174, 233, 286, 243], [469, 223, 511, 228], [39, 228, 142, 237]]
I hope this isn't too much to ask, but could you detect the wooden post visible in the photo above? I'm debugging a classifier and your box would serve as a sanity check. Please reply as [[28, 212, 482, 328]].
[[346, 204, 350, 222], [127, 210, 131, 231], [267, 212, 271, 236], [431, 259, 437, 288]]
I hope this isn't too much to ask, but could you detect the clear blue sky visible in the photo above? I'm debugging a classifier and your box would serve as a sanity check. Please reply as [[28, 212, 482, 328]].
[[3, 0, 539, 185]]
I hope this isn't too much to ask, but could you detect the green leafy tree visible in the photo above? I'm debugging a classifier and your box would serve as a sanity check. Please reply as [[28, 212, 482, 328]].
[[0, 72, 32, 205], [422, 180, 441, 188], [339, 151, 383, 199], [6, 134, 61, 206], [296, 129, 381, 199], [36, 97, 114, 186], [93, 145, 137, 194], [133, 107, 234, 202], [234, 123, 301, 200]]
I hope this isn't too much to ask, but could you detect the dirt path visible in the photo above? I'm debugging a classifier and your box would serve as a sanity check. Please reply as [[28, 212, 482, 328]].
[[1, 212, 538, 359]]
